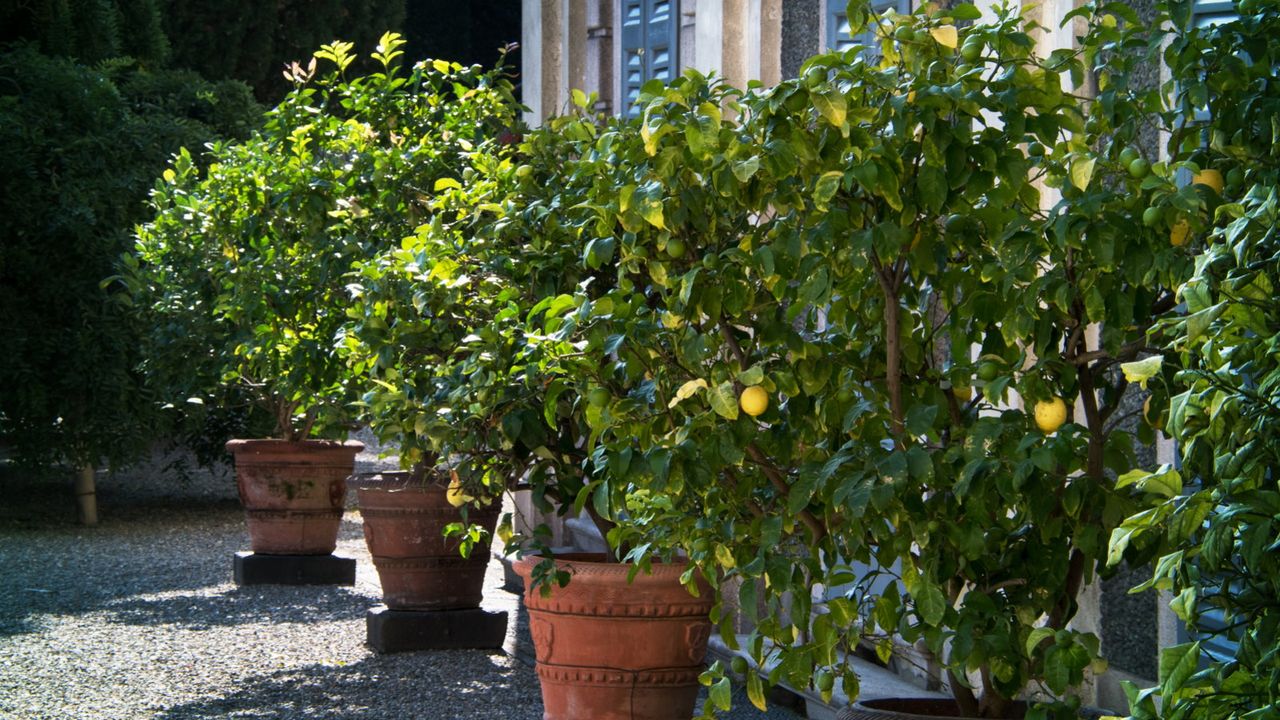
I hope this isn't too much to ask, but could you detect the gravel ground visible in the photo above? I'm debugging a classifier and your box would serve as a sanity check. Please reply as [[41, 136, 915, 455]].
[[0, 449, 803, 720]]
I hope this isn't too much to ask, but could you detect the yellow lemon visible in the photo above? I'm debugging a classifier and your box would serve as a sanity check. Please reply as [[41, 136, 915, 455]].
[[1192, 169, 1224, 194], [1170, 219, 1191, 247], [446, 474, 474, 508], [739, 385, 769, 417], [953, 385, 973, 402], [1034, 397, 1068, 434]]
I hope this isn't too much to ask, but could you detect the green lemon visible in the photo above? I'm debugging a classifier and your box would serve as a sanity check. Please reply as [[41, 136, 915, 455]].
[[1127, 157, 1151, 179], [1142, 206, 1161, 227], [1118, 147, 1139, 166], [977, 361, 1000, 383], [960, 40, 982, 62], [587, 388, 610, 407], [665, 237, 687, 259]]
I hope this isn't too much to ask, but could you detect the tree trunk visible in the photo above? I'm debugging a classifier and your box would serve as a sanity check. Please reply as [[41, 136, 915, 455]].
[[75, 464, 98, 526]]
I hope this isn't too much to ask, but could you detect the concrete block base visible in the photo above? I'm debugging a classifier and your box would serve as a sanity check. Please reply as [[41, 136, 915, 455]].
[[366, 606, 508, 653], [232, 551, 356, 586]]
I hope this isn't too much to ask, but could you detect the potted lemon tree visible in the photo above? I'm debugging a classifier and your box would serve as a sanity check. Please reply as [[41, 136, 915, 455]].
[[543, 2, 1190, 718], [334, 42, 526, 629], [132, 34, 438, 578]]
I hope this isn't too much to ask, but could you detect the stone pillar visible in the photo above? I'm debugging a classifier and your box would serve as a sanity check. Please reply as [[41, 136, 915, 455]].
[[564, 0, 589, 109], [780, 0, 819, 79], [586, 0, 614, 112]]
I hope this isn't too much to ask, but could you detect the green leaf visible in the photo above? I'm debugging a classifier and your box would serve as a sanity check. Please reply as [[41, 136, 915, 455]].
[[709, 381, 740, 420], [733, 157, 761, 182], [918, 165, 947, 214], [1044, 646, 1070, 694], [747, 671, 767, 711], [1120, 356, 1163, 388], [1159, 642, 1201, 697], [433, 177, 461, 192], [641, 198, 666, 229], [1026, 627, 1054, 656], [710, 677, 732, 711], [813, 90, 847, 128], [915, 581, 947, 626], [669, 378, 709, 408], [1070, 156, 1096, 191], [905, 404, 938, 436], [814, 171, 844, 206], [715, 543, 736, 569], [737, 365, 765, 386]]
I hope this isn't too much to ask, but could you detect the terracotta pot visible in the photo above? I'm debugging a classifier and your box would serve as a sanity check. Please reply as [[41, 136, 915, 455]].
[[353, 471, 499, 610], [514, 553, 713, 720], [226, 439, 363, 555], [838, 698, 1027, 720]]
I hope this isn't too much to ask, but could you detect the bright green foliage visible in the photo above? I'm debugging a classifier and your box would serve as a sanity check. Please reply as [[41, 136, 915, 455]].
[[1107, 3, 1280, 718], [0, 46, 259, 469], [535, 2, 1189, 716], [336, 50, 559, 484], [347, 111, 598, 497], [134, 34, 505, 441]]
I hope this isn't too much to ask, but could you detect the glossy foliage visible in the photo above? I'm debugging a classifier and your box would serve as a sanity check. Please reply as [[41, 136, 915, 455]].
[[1108, 2, 1280, 717]]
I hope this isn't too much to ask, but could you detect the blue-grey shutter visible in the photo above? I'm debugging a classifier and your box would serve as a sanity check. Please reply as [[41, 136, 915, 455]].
[[826, 0, 910, 56], [620, 0, 679, 117]]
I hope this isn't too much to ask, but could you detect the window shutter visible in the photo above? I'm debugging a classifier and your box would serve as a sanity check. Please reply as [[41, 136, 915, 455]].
[[620, 0, 679, 117]]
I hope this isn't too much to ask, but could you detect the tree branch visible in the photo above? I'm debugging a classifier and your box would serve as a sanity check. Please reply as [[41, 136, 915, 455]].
[[745, 444, 826, 541]]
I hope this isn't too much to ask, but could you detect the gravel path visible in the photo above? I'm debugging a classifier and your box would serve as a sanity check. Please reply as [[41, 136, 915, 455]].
[[0, 453, 804, 720]]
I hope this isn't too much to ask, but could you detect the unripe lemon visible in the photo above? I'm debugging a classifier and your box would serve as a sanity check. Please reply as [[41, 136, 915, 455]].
[[446, 476, 474, 508], [1170, 219, 1191, 247], [739, 386, 769, 417], [1192, 169, 1224, 194], [1034, 397, 1068, 434]]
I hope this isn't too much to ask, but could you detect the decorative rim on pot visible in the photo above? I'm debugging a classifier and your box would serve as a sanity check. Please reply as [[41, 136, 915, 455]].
[[347, 469, 439, 492]]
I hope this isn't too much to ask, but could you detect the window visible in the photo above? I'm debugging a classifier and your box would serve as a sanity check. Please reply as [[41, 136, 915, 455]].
[[826, 0, 912, 56], [619, 0, 679, 117]]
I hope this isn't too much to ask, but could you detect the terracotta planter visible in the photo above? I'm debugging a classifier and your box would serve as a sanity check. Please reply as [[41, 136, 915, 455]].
[[514, 553, 713, 720], [226, 439, 363, 555], [838, 699, 1027, 720], [353, 471, 499, 610]]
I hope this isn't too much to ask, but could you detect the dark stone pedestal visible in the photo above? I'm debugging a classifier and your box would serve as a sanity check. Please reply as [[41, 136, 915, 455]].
[[366, 606, 508, 653], [232, 551, 356, 586]]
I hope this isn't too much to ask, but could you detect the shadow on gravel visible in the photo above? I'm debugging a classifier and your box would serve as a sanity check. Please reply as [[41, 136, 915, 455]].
[[0, 462, 379, 639], [103, 585, 374, 630], [153, 652, 541, 720]]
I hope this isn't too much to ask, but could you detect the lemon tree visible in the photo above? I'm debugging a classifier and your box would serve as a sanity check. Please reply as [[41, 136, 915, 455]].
[[538, 2, 1190, 716], [1105, 4, 1280, 718], [137, 34, 491, 441]]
